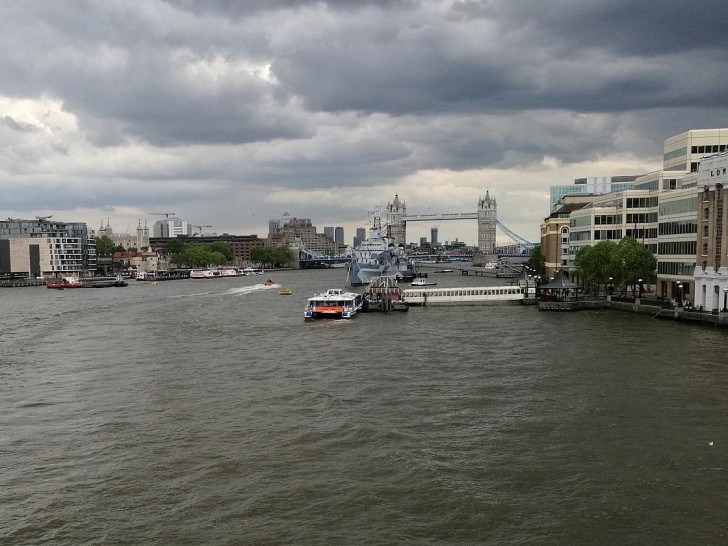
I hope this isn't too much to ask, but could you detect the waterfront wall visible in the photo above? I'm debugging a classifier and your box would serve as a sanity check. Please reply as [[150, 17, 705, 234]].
[[539, 297, 728, 328]]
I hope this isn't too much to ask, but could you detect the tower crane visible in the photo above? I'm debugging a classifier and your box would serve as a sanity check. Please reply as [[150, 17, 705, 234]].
[[193, 224, 212, 236], [149, 212, 176, 218]]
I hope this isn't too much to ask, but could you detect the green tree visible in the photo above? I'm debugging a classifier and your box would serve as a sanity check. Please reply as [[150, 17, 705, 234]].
[[616, 237, 657, 297], [574, 240, 620, 294], [250, 245, 293, 268], [525, 245, 546, 275], [272, 246, 295, 267], [251, 246, 275, 268], [172, 245, 228, 268], [95, 235, 115, 256], [164, 239, 186, 255], [209, 241, 233, 263]]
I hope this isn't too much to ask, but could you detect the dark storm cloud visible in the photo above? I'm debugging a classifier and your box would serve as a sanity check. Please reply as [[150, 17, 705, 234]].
[[0, 1, 307, 147], [2, 0, 728, 235], [3, 0, 727, 149], [271, 0, 728, 116]]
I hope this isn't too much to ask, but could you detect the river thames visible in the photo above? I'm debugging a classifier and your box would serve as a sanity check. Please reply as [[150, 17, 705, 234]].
[[1, 268, 727, 544]]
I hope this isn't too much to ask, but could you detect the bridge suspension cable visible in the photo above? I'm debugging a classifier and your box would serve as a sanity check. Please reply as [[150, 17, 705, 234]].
[[495, 219, 536, 249]]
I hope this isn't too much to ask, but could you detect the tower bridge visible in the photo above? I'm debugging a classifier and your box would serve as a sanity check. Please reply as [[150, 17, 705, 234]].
[[384, 192, 535, 259], [295, 192, 535, 263]]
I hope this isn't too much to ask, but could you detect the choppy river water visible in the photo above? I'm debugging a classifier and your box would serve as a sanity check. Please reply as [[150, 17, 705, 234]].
[[1, 268, 727, 544]]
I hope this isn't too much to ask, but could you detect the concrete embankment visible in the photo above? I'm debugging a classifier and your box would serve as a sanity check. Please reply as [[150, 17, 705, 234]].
[[539, 297, 728, 328]]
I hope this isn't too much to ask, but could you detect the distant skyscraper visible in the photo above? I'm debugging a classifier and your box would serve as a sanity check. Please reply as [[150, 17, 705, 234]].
[[431, 227, 439, 245], [324, 227, 334, 240], [334, 226, 344, 245], [269, 219, 279, 235], [353, 227, 366, 247]]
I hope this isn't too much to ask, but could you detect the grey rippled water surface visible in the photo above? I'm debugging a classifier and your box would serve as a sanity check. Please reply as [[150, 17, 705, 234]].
[[1, 268, 728, 545]]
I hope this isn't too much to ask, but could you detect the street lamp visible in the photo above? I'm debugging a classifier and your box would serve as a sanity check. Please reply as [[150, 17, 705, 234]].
[[608, 276, 614, 296], [677, 282, 683, 306], [638, 278, 643, 298], [723, 287, 728, 313]]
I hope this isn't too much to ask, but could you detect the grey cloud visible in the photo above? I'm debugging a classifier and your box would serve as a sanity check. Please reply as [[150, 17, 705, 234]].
[[0, 116, 38, 133]]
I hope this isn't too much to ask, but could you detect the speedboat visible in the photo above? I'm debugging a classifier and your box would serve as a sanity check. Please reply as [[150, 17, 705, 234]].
[[264, 279, 275, 286], [279, 289, 293, 295], [304, 288, 364, 320]]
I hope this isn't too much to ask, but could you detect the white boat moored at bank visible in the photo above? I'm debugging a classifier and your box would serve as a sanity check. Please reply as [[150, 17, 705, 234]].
[[402, 285, 525, 305]]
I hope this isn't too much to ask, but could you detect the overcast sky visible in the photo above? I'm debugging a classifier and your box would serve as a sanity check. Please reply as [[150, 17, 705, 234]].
[[2, 0, 728, 245]]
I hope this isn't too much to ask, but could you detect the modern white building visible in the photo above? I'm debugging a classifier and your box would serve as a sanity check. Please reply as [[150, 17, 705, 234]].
[[663, 128, 728, 173], [656, 183, 698, 301], [567, 188, 659, 266], [152, 217, 191, 238], [0, 218, 96, 277]]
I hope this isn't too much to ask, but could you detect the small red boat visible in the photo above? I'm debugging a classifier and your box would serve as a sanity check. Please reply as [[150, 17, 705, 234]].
[[47, 276, 83, 289]]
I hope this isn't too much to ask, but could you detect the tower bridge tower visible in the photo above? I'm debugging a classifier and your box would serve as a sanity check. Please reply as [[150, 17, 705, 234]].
[[476, 191, 498, 263], [386, 193, 407, 244]]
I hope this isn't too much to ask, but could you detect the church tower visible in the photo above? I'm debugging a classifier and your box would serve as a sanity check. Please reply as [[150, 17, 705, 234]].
[[386, 193, 407, 244], [477, 191, 498, 262]]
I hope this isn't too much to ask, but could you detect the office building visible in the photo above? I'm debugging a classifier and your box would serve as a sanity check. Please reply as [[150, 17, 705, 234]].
[[550, 176, 639, 211], [152, 216, 192, 238], [663, 128, 728, 173], [334, 227, 344, 246], [0, 217, 96, 277], [268, 216, 335, 254], [540, 195, 593, 277]]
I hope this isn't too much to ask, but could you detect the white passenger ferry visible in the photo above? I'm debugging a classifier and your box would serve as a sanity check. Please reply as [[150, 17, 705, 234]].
[[304, 289, 364, 320], [190, 268, 244, 279], [402, 285, 525, 306]]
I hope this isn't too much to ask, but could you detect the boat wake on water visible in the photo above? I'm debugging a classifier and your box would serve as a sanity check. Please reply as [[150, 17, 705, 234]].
[[227, 283, 280, 295], [169, 283, 280, 299]]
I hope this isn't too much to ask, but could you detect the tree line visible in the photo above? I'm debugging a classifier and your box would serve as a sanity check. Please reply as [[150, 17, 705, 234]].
[[250, 246, 295, 268], [97, 235, 296, 268], [574, 237, 656, 296]]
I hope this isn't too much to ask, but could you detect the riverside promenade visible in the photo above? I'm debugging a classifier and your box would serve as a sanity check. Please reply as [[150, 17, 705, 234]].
[[539, 296, 728, 328]]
